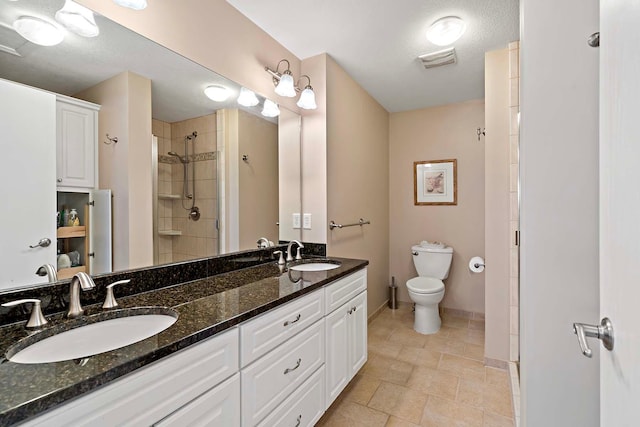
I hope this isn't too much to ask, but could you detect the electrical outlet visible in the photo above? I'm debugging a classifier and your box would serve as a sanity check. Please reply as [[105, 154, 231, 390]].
[[303, 213, 312, 229], [292, 213, 301, 229]]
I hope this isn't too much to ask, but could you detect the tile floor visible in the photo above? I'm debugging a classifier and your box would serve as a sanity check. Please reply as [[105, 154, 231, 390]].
[[317, 304, 514, 427]]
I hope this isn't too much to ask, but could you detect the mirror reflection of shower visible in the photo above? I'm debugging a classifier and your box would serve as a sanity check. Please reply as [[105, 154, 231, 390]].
[[168, 131, 200, 221]]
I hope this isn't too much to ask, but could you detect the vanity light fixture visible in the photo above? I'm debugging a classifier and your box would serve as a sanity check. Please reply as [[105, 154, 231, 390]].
[[237, 87, 259, 107], [261, 99, 280, 118], [426, 16, 466, 46], [265, 59, 318, 110], [13, 16, 64, 46], [204, 85, 230, 102], [55, 0, 99, 38], [112, 0, 148, 10]]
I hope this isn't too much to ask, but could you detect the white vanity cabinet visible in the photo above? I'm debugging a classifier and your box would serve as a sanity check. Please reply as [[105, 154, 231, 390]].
[[324, 269, 368, 406], [23, 328, 239, 427], [56, 97, 99, 190]]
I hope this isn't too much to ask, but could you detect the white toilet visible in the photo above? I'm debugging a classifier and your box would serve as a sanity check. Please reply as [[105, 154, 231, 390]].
[[406, 241, 454, 335]]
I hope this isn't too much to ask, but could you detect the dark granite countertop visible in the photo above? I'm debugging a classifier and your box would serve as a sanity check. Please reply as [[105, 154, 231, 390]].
[[0, 256, 368, 425]]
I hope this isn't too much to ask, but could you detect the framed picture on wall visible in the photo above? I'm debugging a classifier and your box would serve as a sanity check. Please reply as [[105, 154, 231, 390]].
[[414, 159, 457, 205]]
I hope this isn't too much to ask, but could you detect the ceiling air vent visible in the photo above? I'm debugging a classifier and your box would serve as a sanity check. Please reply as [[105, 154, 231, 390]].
[[418, 47, 456, 69]]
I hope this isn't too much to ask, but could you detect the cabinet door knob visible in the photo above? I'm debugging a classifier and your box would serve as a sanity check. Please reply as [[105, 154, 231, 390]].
[[57, 178, 62, 183]]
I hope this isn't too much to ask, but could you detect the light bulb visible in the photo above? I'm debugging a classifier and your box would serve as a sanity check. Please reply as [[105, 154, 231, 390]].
[[261, 99, 280, 117], [275, 72, 296, 97], [13, 16, 64, 46], [237, 87, 259, 107], [426, 16, 466, 46], [296, 86, 317, 110], [55, 0, 99, 38]]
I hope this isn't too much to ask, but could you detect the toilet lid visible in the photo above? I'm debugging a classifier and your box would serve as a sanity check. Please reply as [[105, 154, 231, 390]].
[[407, 277, 444, 294]]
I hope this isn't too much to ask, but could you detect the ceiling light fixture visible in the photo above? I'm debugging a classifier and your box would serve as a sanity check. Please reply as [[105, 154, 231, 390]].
[[112, 0, 148, 10], [204, 85, 230, 102], [426, 16, 466, 46], [13, 16, 64, 46], [265, 59, 318, 110], [261, 99, 280, 118], [55, 0, 99, 38], [237, 87, 259, 107]]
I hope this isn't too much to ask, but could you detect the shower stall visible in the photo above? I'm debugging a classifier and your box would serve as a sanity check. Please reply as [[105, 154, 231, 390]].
[[152, 116, 219, 265]]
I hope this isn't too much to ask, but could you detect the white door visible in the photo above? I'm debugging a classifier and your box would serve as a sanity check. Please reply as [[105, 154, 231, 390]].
[[89, 189, 112, 275], [599, 0, 640, 424], [0, 79, 56, 289]]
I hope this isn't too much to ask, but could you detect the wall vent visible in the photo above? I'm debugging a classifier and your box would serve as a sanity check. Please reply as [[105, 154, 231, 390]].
[[418, 47, 457, 69]]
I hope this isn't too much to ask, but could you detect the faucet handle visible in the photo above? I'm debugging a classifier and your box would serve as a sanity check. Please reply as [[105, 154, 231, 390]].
[[273, 250, 286, 266], [296, 247, 303, 260], [2, 299, 48, 328], [103, 280, 131, 309]]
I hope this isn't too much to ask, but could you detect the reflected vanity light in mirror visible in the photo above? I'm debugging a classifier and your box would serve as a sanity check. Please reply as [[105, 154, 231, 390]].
[[237, 87, 259, 107], [261, 99, 280, 117], [113, 0, 148, 10], [426, 16, 466, 46], [204, 85, 230, 102], [13, 16, 64, 46], [55, 0, 99, 38]]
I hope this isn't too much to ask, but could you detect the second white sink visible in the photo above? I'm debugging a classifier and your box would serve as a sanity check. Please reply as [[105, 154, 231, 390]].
[[7, 309, 178, 364], [289, 262, 341, 272]]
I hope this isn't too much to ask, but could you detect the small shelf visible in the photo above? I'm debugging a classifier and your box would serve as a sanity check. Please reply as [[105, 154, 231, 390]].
[[158, 230, 182, 236], [158, 194, 181, 200], [57, 265, 86, 280], [57, 226, 86, 239]]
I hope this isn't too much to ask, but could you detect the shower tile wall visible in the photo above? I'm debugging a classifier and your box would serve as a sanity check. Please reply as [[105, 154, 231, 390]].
[[170, 113, 218, 261], [153, 119, 174, 264]]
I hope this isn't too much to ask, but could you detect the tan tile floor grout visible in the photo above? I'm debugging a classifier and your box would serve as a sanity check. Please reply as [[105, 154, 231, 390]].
[[317, 303, 514, 427]]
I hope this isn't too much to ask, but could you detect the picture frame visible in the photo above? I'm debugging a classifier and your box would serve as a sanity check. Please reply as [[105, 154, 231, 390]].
[[414, 159, 457, 205]]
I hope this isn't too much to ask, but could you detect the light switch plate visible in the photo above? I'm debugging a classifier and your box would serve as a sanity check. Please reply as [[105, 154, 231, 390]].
[[303, 213, 312, 229], [292, 213, 301, 229]]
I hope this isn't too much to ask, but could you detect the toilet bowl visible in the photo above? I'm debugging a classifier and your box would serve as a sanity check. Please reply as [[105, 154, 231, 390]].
[[406, 242, 453, 335], [407, 277, 445, 334]]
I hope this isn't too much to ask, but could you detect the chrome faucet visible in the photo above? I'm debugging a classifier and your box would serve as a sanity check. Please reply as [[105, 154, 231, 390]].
[[286, 240, 304, 262], [67, 272, 95, 318], [257, 237, 271, 249], [35, 264, 58, 283]]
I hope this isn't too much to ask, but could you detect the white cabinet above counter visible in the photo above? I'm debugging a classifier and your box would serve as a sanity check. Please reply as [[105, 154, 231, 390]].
[[56, 96, 100, 191]]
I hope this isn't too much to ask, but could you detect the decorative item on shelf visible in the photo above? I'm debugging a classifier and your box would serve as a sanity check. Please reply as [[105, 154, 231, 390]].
[[69, 208, 79, 226], [103, 133, 118, 145], [264, 59, 317, 110]]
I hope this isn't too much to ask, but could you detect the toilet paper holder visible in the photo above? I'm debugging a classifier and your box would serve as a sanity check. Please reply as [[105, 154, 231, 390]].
[[469, 256, 486, 273], [473, 261, 485, 268]]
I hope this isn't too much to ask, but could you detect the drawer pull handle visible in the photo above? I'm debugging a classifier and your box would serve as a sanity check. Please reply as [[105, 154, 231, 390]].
[[352, 306, 357, 312], [283, 314, 301, 327], [284, 358, 302, 374], [294, 414, 302, 427]]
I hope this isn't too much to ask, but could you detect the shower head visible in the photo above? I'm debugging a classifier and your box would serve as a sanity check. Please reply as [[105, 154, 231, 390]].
[[167, 151, 186, 163], [186, 131, 198, 141]]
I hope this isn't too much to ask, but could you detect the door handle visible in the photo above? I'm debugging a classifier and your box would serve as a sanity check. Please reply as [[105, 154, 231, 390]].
[[572, 317, 614, 358], [29, 238, 51, 249]]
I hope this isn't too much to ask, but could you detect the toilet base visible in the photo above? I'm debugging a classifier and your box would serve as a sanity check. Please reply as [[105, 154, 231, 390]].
[[413, 303, 442, 335]]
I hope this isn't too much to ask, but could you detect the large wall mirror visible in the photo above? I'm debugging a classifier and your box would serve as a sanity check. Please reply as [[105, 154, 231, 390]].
[[0, 0, 302, 290]]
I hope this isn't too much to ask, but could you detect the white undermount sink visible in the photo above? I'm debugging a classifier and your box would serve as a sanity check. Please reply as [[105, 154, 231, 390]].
[[7, 308, 178, 364], [289, 262, 341, 272]]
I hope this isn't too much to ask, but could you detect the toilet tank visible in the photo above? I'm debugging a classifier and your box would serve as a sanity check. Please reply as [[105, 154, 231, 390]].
[[411, 244, 454, 279]]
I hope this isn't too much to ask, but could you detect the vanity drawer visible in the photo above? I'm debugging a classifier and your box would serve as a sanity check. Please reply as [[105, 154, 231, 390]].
[[23, 328, 239, 427], [324, 268, 367, 315], [257, 366, 325, 427], [241, 319, 325, 426], [155, 373, 240, 427], [240, 289, 323, 366]]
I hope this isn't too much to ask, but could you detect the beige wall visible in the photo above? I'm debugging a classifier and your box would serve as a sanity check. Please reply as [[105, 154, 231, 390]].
[[484, 49, 511, 362], [238, 110, 279, 249], [325, 55, 390, 315], [389, 100, 485, 314], [278, 108, 302, 242], [75, 71, 153, 271]]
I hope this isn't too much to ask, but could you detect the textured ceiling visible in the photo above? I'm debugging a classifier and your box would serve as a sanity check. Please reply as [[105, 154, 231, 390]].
[[227, 0, 520, 112]]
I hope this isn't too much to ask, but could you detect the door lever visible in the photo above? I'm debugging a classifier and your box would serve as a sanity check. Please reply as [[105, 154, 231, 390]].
[[572, 317, 614, 358]]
